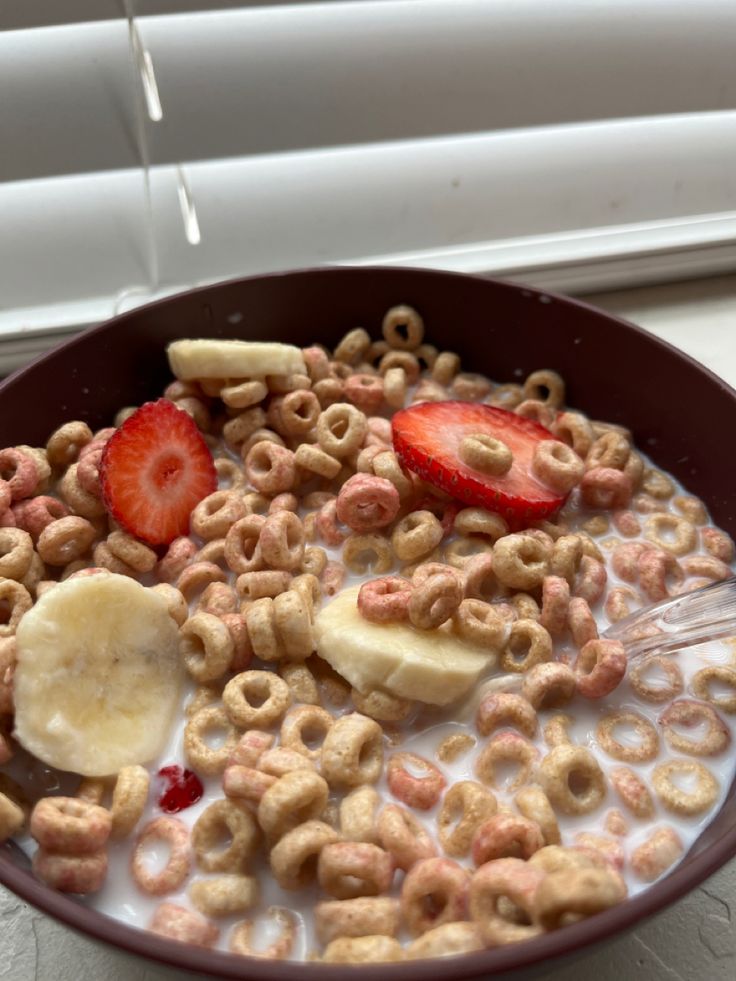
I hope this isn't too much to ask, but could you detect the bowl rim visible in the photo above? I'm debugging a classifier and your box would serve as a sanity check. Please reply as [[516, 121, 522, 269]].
[[1, 264, 735, 979]]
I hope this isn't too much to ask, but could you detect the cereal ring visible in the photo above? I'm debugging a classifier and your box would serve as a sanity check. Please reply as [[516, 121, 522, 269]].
[[257, 770, 329, 839], [244, 442, 296, 495], [32, 849, 108, 894], [280, 705, 334, 762], [315, 897, 400, 945], [189, 874, 259, 917], [533, 867, 626, 929], [192, 799, 260, 873], [278, 389, 321, 436], [469, 857, 544, 946], [321, 935, 404, 964], [568, 596, 598, 647], [110, 765, 150, 840], [532, 441, 584, 494], [0, 579, 32, 637], [609, 766, 655, 819], [391, 511, 444, 563], [0, 448, 41, 500], [659, 699, 731, 756], [230, 907, 297, 959], [612, 509, 641, 537], [538, 745, 606, 815], [351, 687, 414, 722], [357, 577, 411, 624], [156, 536, 198, 583], [339, 786, 380, 844], [13, 496, 70, 541], [438, 781, 497, 857], [150, 902, 219, 948], [321, 713, 384, 788], [580, 467, 633, 510], [629, 655, 684, 704], [131, 816, 191, 895], [318, 841, 394, 900], [471, 813, 544, 865], [223, 671, 292, 729], [30, 797, 111, 854], [0, 528, 34, 581], [273, 589, 315, 660], [279, 660, 320, 706], [198, 581, 237, 617], [401, 857, 469, 936], [701, 526, 735, 562], [638, 547, 684, 601], [528, 844, 609, 875], [180, 612, 234, 683], [575, 638, 626, 699], [405, 921, 484, 960], [408, 571, 463, 629], [224, 514, 265, 575], [500, 619, 552, 673], [492, 533, 549, 590], [259, 511, 305, 571], [515, 786, 561, 845], [382, 304, 424, 350], [644, 513, 698, 557], [270, 819, 340, 889], [58, 463, 105, 518], [540, 575, 570, 636], [236, 571, 291, 603], [690, 666, 736, 714], [333, 327, 371, 364], [631, 827, 684, 882], [344, 373, 385, 414], [336, 474, 400, 533], [191, 491, 247, 541], [459, 434, 512, 476], [223, 765, 277, 805], [475, 693, 537, 738], [317, 403, 368, 458], [387, 752, 446, 810], [475, 732, 539, 793], [376, 804, 436, 871], [184, 705, 240, 775], [681, 554, 731, 582], [596, 711, 659, 763], [454, 599, 512, 651], [371, 449, 415, 500]]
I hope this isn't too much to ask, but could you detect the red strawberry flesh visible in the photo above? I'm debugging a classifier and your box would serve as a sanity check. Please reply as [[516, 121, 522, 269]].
[[392, 401, 567, 528], [100, 398, 216, 546]]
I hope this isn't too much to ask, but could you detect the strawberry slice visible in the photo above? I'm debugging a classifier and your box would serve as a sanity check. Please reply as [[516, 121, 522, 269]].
[[392, 401, 566, 529], [100, 399, 216, 546]]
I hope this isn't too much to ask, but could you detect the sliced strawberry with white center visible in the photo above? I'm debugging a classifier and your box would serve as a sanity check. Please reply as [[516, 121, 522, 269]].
[[392, 400, 567, 528], [100, 399, 216, 546]]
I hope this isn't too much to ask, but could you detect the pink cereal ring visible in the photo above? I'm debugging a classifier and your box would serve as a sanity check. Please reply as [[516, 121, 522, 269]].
[[575, 639, 626, 699], [12, 496, 70, 540], [387, 752, 446, 810], [0, 505, 15, 528], [76, 442, 105, 497], [33, 848, 108, 894], [659, 699, 731, 757], [611, 541, 651, 583], [344, 374, 385, 415], [131, 816, 192, 896], [638, 548, 684, 602], [580, 467, 633, 510], [316, 499, 347, 547], [357, 577, 412, 623], [156, 536, 198, 583], [0, 448, 38, 501], [0, 481, 10, 516], [30, 797, 112, 854], [540, 575, 570, 636], [335, 474, 400, 533], [149, 902, 219, 948], [471, 814, 544, 865]]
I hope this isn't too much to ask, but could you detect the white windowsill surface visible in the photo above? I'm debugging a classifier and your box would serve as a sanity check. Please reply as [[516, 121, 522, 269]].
[[1, 274, 735, 979]]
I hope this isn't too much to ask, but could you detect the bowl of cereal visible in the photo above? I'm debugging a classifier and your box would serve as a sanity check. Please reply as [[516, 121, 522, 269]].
[[0, 266, 735, 978]]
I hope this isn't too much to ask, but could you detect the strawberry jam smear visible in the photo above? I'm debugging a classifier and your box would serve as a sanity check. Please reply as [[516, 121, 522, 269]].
[[157, 765, 203, 814]]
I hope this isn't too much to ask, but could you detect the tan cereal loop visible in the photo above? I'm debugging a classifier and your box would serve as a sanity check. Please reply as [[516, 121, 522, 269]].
[[532, 867, 626, 930], [223, 670, 292, 729], [532, 440, 584, 494], [376, 803, 436, 871], [279, 660, 321, 706], [30, 796, 112, 854], [46, 421, 93, 467], [198, 581, 237, 617], [273, 589, 315, 660], [400, 857, 469, 937], [32, 848, 108, 894], [222, 768, 274, 807], [475, 732, 539, 793], [131, 816, 191, 896], [381, 304, 424, 350], [316, 403, 368, 458], [244, 441, 296, 496], [333, 327, 371, 364], [36, 517, 96, 566], [475, 692, 538, 738], [321, 712, 384, 788], [521, 662, 576, 711], [596, 710, 660, 763], [438, 780, 497, 857], [321, 935, 405, 964], [575, 638, 626, 699], [391, 510, 443, 563], [318, 841, 394, 900], [351, 686, 414, 722], [190, 874, 260, 917], [184, 705, 240, 775], [0, 578, 32, 637], [459, 434, 513, 476], [538, 745, 607, 815], [258, 747, 315, 778], [659, 699, 731, 756], [515, 786, 561, 845], [244, 597, 283, 661], [629, 655, 684, 704], [191, 490, 247, 540], [492, 533, 549, 590], [644, 513, 698, 557], [280, 705, 334, 762], [257, 769, 329, 839], [270, 819, 340, 889], [148, 903, 220, 948], [315, 897, 400, 945], [454, 599, 513, 651], [471, 812, 545, 865], [259, 511, 305, 571], [223, 514, 265, 575], [294, 442, 342, 480], [0, 793, 24, 842], [230, 906, 298, 959], [192, 799, 260, 873], [0, 528, 34, 581], [408, 571, 464, 630], [609, 766, 655, 819], [339, 786, 380, 844], [110, 765, 150, 840], [180, 612, 234, 684], [405, 920, 484, 960], [690, 665, 736, 714], [500, 619, 553, 674], [387, 752, 446, 810], [469, 857, 544, 946]]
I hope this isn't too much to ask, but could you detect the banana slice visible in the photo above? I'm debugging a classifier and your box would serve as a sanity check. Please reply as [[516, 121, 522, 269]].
[[314, 586, 498, 706], [13, 573, 183, 777], [167, 339, 306, 380]]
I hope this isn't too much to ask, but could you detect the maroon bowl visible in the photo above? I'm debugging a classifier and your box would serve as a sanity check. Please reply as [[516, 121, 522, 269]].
[[1, 266, 735, 979]]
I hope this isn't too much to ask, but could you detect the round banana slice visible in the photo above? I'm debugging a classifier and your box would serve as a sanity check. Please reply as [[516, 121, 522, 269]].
[[167, 339, 305, 380], [13, 572, 183, 777], [314, 586, 498, 706]]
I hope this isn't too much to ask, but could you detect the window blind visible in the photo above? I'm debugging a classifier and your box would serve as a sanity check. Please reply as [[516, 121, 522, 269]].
[[1, 0, 735, 372]]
